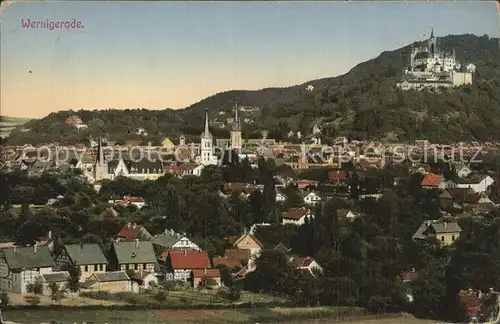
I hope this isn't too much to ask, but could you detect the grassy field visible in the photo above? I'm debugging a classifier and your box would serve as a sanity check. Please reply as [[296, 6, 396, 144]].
[[2, 308, 437, 324]]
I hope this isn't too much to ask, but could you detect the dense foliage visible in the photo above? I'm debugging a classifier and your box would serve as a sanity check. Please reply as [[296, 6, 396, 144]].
[[6, 34, 499, 145], [2, 156, 500, 321]]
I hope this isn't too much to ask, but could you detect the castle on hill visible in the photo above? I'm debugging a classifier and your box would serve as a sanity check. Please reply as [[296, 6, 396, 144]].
[[396, 28, 474, 91]]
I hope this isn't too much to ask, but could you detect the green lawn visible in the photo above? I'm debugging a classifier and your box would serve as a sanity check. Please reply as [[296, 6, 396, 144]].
[[3, 306, 371, 324]]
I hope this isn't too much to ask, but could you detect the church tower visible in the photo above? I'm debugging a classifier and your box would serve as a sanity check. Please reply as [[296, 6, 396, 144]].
[[230, 104, 242, 151], [93, 137, 108, 181], [200, 110, 215, 165], [428, 27, 437, 57]]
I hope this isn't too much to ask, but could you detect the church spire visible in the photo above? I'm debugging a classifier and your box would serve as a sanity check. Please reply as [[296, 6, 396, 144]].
[[232, 103, 241, 132], [96, 136, 105, 165], [202, 110, 211, 138], [430, 27, 434, 39]]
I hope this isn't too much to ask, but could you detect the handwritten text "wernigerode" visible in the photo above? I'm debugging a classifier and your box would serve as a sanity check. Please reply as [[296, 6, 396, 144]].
[[21, 18, 84, 30]]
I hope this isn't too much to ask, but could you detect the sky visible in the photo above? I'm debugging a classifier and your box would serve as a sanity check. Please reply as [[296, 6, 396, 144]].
[[1, 1, 499, 118]]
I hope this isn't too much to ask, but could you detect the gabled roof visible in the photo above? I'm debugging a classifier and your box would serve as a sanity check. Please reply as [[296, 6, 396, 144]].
[[281, 207, 311, 220], [167, 251, 210, 269], [39, 271, 70, 283], [228, 233, 264, 249], [112, 241, 157, 264], [62, 243, 108, 265], [116, 223, 153, 241], [151, 231, 183, 248], [421, 173, 443, 187], [328, 170, 347, 181], [192, 269, 221, 279], [292, 257, 315, 268], [1, 246, 54, 270], [91, 271, 130, 282]]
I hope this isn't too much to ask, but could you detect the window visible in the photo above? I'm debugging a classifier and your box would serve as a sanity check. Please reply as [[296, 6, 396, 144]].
[[134, 264, 138, 270], [452, 235, 455, 241], [99, 264, 104, 271], [125, 264, 129, 270], [441, 236, 445, 242], [143, 264, 147, 270], [84, 265, 88, 272], [94, 265, 98, 271]]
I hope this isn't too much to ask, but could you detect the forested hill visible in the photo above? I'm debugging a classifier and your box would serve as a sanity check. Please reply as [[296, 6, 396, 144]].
[[6, 33, 500, 145]]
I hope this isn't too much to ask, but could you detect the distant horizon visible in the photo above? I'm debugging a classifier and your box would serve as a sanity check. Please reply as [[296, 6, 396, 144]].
[[2, 1, 498, 118]]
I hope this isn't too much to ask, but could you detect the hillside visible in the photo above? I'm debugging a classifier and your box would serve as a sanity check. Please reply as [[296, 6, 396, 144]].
[[0, 116, 32, 139], [5, 33, 500, 145]]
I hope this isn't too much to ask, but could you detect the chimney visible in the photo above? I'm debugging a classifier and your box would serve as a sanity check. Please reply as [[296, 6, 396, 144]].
[[13, 245, 16, 253], [48, 230, 52, 240], [204, 268, 207, 275], [184, 250, 187, 256], [135, 238, 139, 249], [127, 222, 131, 228], [444, 222, 447, 229], [80, 242, 84, 249], [33, 242, 38, 253]]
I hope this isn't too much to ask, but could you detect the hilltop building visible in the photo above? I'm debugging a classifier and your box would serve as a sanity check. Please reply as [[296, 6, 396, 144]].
[[397, 28, 473, 91]]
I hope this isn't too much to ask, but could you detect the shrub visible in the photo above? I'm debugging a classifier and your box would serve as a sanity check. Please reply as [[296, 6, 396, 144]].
[[24, 294, 41, 306], [26, 281, 44, 295], [0, 290, 9, 307]]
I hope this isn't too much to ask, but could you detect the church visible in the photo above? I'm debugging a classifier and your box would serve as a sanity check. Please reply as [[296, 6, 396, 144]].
[[196, 104, 243, 166]]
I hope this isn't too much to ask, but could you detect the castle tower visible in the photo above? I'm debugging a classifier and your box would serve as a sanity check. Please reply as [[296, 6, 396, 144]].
[[93, 137, 108, 181], [200, 110, 215, 165], [230, 103, 242, 151]]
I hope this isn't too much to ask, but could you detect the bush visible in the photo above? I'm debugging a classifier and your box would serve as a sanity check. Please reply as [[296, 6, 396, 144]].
[[26, 281, 44, 295], [153, 290, 167, 302], [24, 294, 41, 306], [0, 291, 9, 307]]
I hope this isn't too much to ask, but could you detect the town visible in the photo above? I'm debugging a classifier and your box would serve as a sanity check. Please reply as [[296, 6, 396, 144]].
[[1, 102, 500, 323]]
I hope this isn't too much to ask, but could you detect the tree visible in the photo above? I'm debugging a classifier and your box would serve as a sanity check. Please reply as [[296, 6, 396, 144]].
[[217, 285, 242, 304], [26, 281, 44, 295], [0, 290, 9, 307], [48, 282, 67, 304], [63, 263, 81, 293]]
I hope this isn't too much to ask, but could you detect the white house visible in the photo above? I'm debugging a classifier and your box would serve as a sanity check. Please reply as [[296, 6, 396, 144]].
[[36, 271, 70, 295], [151, 229, 201, 251], [0, 245, 54, 293], [164, 164, 205, 178], [281, 207, 314, 226], [455, 175, 494, 193], [303, 192, 322, 206], [455, 163, 472, 178], [276, 190, 287, 203], [291, 256, 323, 277]]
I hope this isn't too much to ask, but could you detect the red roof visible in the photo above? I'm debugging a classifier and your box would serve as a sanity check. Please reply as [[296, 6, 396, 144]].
[[328, 170, 347, 181], [293, 257, 314, 268], [294, 180, 318, 189], [116, 223, 143, 241], [458, 290, 482, 316], [421, 174, 443, 187], [400, 271, 419, 282], [192, 269, 221, 278], [281, 207, 311, 220], [168, 251, 210, 269], [225, 249, 251, 261]]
